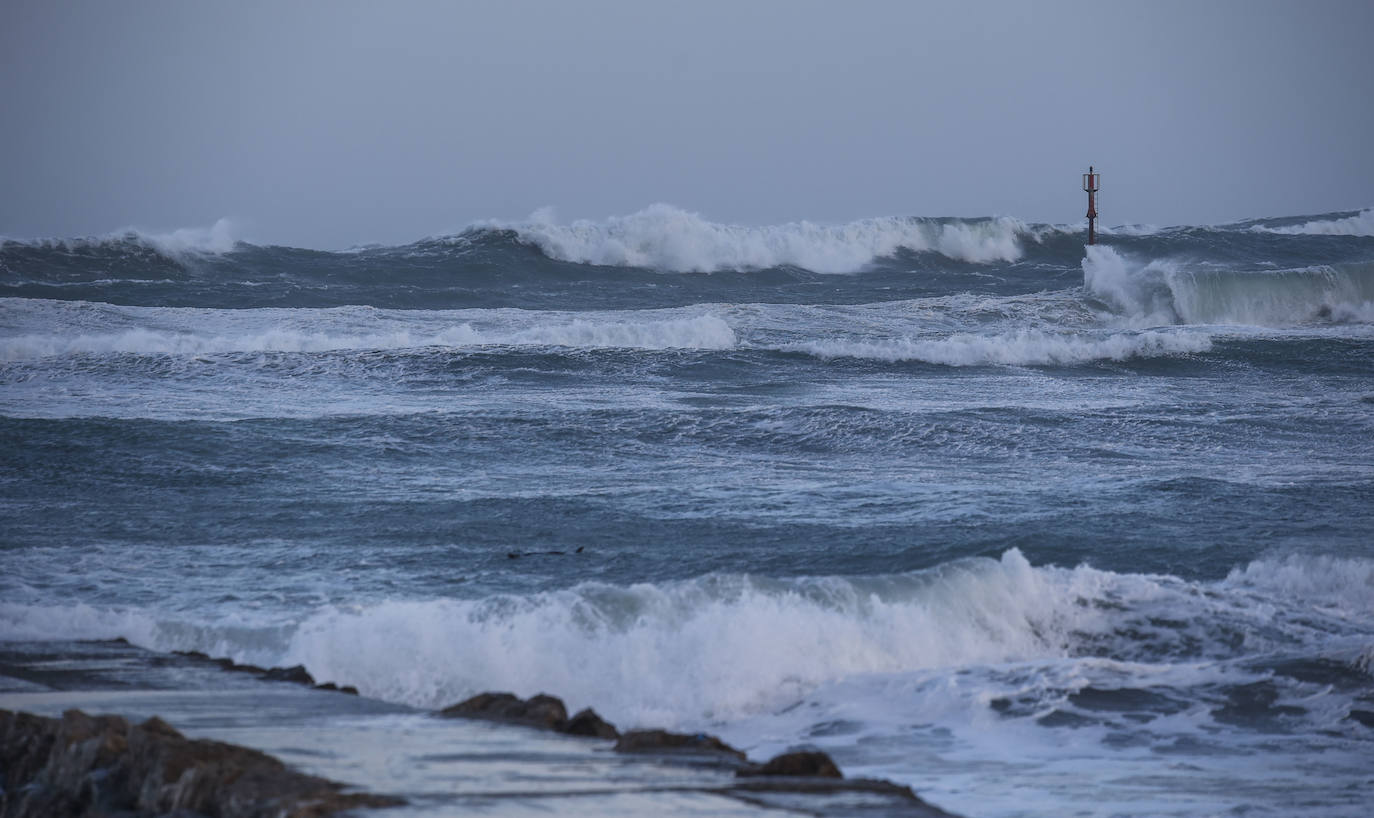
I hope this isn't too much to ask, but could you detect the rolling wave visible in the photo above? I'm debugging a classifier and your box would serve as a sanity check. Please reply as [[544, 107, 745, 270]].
[[0, 218, 241, 258], [1255, 208, 1374, 237], [5, 207, 1372, 316], [0, 296, 1216, 370], [1083, 245, 1374, 326], [479, 203, 1033, 272], [779, 328, 1212, 366], [3, 550, 1369, 730]]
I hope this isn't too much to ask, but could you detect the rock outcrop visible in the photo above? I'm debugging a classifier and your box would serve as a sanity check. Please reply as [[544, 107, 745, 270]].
[[737, 750, 842, 778], [439, 692, 568, 731], [612, 728, 747, 761], [0, 708, 402, 818], [436, 690, 959, 814], [170, 650, 358, 695], [438, 692, 620, 739], [561, 707, 620, 739]]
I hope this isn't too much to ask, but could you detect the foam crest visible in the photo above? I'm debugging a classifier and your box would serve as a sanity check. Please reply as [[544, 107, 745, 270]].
[[1224, 554, 1374, 618], [486, 204, 1026, 273], [136, 218, 240, 255], [1081, 244, 1182, 324], [1259, 209, 1374, 237], [2, 219, 242, 257], [781, 328, 1211, 366]]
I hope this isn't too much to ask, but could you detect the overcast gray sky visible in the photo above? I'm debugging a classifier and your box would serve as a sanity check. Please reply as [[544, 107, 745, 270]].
[[3, 0, 1371, 249]]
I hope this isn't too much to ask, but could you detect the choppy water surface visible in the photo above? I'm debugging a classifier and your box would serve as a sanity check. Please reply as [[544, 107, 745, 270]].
[[3, 205, 1373, 816]]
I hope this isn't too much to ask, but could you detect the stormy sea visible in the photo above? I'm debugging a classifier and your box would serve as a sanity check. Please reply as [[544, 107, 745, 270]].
[[2, 204, 1372, 816]]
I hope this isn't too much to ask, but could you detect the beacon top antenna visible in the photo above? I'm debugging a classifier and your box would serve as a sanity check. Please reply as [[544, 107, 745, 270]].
[[1083, 166, 1101, 245]]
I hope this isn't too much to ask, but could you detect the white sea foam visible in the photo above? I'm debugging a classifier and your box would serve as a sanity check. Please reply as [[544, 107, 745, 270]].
[[0, 312, 736, 361], [1081, 245, 1183, 324], [2, 219, 242, 256], [0, 601, 162, 644], [1083, 245, 1374, 326], [1225, 553, 1374, 618], [277, 551, 1373, 729], [484, 203, 1027, 273], [1257, 209, 1374, 237], [780, 328, 1211, 366], [230, 550, 1102, 725], [136, 218, 240, 255], [0, 550, 1091, 724]]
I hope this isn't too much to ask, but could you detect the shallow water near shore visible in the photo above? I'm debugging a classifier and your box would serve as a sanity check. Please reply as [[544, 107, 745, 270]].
[[3, 207, 1373, 816]]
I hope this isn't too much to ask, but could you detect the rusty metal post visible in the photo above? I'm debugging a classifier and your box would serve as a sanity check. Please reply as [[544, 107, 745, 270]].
[[1083, 166, 1100, 245]]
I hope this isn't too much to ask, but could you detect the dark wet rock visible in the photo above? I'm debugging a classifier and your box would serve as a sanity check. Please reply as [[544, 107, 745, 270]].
[[261, 665, 315, 685], [221, 660, 267, 676], [521, 694, 570, 729], [429, 691, 959, 812], [440, 692, 569, 731], [737, 750, 842, 778], [613, 728, 747, 761], [171, 651, 335, 691], [439, 693, 620, 738], [0, 707, 402, 818], [311, 682, 358, 695], [562, 707, 619, 739]]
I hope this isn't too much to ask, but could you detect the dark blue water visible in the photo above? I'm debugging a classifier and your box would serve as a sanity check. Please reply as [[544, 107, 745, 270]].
[[3, 205, 1372, 816]]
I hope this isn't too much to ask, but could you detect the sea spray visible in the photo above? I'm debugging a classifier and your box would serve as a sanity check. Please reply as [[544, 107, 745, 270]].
[[483, 204, 1029, 272]]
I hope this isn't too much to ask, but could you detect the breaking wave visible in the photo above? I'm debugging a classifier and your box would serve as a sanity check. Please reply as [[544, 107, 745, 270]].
[[1225, 553, 1374, 616], [5, 550, 1371, 731], [779, 328, 1210, 366], [2, 218, 241, 258], [482, 203, 1030, 273], [135, 218, 241, 256], [1257, 209, 1374, 237], [1083, 245, 1374, 326]]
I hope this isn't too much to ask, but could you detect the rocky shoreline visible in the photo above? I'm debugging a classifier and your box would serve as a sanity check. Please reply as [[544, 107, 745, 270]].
[[438, 690, 950, 809], [1, 645, 960, 817], [0, 708, 403, 818]]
